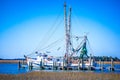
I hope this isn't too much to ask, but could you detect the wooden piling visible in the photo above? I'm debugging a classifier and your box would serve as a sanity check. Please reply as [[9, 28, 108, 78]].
[[99, 59, 101, 70], [102, 59, 104, 71], [78, 60, 80, 70], [89, 54, 92, 70], [40, 59, 44, 70], [81, 59, 83, 70], [53, 61, 55, 70], [18, 61, 21, 69], [54, 61, 57, 70], [29, 62, 33, 70], [22, 59, 24, 65], [40, 61, 41, 69], [110, 58, 114, 71], [31, 62, 33, 70], [62, 60, 64, 70]]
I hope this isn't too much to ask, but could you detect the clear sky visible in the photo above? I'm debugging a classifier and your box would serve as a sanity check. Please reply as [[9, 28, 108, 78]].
[[0, 0, 120, 59]]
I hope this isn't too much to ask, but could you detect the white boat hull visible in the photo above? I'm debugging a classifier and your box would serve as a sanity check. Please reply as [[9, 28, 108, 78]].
[[26, 56, 96, 70]]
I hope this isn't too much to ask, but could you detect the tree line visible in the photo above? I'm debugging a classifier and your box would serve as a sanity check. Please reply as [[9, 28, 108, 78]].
[[93, 56, 120, 61]]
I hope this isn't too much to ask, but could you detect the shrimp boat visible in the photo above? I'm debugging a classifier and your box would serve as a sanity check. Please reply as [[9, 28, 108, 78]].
[[24, 2, 96, 70]]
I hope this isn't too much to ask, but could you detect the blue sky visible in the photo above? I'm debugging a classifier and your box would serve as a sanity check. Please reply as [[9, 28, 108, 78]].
[[0, 0, 120, 59]]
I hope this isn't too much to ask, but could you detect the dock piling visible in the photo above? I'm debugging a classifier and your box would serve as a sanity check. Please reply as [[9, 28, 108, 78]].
[[53, 61, 55, 70], [29, 62, 33, 70], [89, 54, 92, 70], [62, 60, 64, 70], [110, 58, 114, 71], [40, 59, 44, 70], [18, 61, 21, 69], [81, 59, 84, 70], [78, 60, 80, 70], [99, 59, 101, 70]]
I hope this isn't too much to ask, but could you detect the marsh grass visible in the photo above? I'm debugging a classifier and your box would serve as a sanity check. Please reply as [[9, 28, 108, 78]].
[[0, 71, 120, 80]]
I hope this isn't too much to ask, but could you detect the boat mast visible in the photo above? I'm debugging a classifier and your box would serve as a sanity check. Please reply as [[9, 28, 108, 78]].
[[68, 7, 72, 56], [64, 2, 68, 60], [64, 2, 72, 63]]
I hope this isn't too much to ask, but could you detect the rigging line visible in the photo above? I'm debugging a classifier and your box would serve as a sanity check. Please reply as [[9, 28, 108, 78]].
[[57, 41, 65, 57], [26, 51, 36, 57], [76, 39, 85, 52], [61, 47, 65, 57], [72, 9, 84, 33], [71, 35, 84, 49], [40, 39, 64, 52], [26, 22, 63, 57], [26, 38, 63, 57], [46, 39, 64, 51], [27, 30, 62, 56], [73, 39, 83, 49], [87, 39, 94, 56], [42, 17, 64, 48], [29, 7, 63, 55], [44, 41, 64, 54], [27, 39, 64, 57], [38, 10, 64, 50], [68, 38, 84, 57], [38, 37, 64, 51], [46, 36, 64, 49]]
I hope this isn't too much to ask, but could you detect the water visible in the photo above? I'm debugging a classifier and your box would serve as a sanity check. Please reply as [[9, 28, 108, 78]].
[[95, 64, 120, 73], [0, 63, 29, 74], [0, 63, 120, 74]]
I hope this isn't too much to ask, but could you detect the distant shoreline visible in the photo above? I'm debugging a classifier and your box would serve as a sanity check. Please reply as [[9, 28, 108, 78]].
[[96, 61, 120, 64], [0, 60, 27, 64], [0, 60, 120, 64]]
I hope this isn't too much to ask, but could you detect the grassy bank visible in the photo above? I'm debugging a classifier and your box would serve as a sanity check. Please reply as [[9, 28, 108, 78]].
[[0, 71, 120, 80]]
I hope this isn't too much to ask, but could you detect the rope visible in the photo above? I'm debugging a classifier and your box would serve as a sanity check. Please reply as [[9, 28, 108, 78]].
[[42, 17, 64, 48], [87, 39, 94, 56], [38, 7, 63, 50], [39, 37, 64, 51], [27, 7, 63, 56]]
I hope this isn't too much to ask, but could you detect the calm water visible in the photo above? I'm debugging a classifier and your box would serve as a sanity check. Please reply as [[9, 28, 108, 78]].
[[0, 63, 120, 74], [0, 63, 29, 74]]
